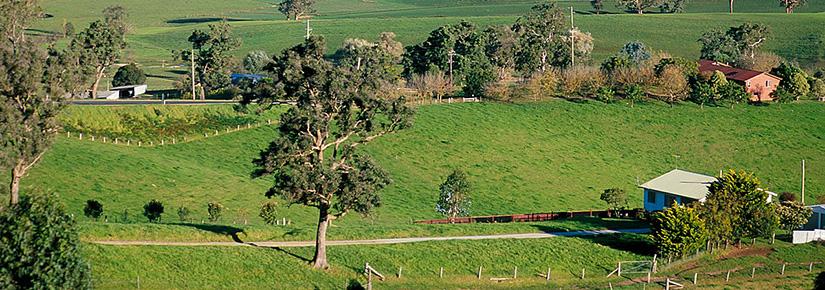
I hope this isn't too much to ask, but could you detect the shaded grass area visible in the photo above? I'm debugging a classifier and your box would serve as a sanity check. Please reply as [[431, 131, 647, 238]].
[[4, 101, 824, 242], [84, 235, 650, 289]]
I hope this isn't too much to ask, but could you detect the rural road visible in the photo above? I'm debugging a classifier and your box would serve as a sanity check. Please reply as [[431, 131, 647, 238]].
[[92, 228, 650, 248]]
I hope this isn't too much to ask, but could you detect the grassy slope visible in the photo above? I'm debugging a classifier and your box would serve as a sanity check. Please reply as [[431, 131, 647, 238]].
[[34, 0, 825, 89], [85, 235, 651, 289], [5, 101, 824, 242], [83, 236, 825, 289]]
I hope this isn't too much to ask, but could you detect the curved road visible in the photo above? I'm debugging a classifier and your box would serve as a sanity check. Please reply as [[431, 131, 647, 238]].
[[92, 228, 649, 248]]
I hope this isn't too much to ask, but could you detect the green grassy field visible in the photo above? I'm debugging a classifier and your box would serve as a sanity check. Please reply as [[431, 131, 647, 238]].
[[81, 235, 825, 289], [34, 0, 825, 90], [4, 100, 824, 243]]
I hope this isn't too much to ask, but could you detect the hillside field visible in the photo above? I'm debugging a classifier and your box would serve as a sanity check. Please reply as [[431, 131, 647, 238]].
[[4, 100, 824, 243], [33, 0, 825, 89]]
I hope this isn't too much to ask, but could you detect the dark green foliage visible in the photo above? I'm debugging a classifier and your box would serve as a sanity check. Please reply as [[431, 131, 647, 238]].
[[652, 205, 707, 258], [0, 193, 91, 289], [616, 0, 660, 14], [402, 21, 484, 81], [600, 55, 633, 74], [513, 2, 569, 74], [436, 170, 472, 219], [178, 21, 241, 96], [143, 199, 164, 223], [335, 32, 404, 85], [812, 78, 825, 101], [83, 199, 103, 220], [690, 82, 715, 107], [600, 188, 627, 211], [699, 23, 769, 63], [596, 86, 615, 103], [1, 0, 76, 204], [776, 201, 812, 231], [701, 170, 778, 243], [259, 201, 279, 225], [591, 0, 604, 14], [772, 63, 809, 100], [816, 271, 825, 290], [623, 84, 644, 107], [177, 206, 190, 222], [779, 191, 797, 202], [482, 25, 517, 79], [242, 36, 414, 268], [461, 53, 497, 97], [717, 81, 749, 106], [278, 0, 316, 21], [207, 202, 224, 222], [71, 6, 128, 98], [655, 57, 699, 77], [659, 0, 688, 13], [112, 63, 146, 87]]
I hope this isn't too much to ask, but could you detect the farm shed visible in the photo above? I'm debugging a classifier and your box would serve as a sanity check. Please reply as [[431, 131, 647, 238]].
[[640, 169, 776, 212], [111, 84, 148, 98], [803, 204, 825, 230], [698, 60, 782, 102]]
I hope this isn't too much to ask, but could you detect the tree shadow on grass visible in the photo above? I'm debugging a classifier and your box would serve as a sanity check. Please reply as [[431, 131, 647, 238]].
[[168, 222, 246, 243], [166, 17, 253, 24], [581, 233, 657, 256], [270, 247, 312, 263], [529, 216, 649, 234]]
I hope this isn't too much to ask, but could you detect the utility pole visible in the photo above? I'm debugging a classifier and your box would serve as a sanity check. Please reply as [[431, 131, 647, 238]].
[[305, 19, 312, 40], [569, 6, 575, 67], [448, 49, 456, 84], [190, 48, 196, 100], [801, 159, 806, 204]]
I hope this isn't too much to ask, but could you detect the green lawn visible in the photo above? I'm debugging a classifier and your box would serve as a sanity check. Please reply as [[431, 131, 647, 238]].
[[33, 0, 825, 89], [84, 234, 652, 289], [4, 100, 824, 242], [82, 234, 825, 289]]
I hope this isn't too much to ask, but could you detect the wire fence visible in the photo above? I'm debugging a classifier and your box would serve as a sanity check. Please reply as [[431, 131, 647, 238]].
[[62, 119, 276, 148]]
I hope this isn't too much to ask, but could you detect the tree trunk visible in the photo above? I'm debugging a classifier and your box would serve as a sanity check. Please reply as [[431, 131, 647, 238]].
[[729, 0, 734, 14], [90, 67, 105, 99], [312, 205, 331, 269], [9, 162, 24, 205]]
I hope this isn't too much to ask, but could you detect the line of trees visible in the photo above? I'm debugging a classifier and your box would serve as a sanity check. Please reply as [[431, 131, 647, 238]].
[[652, 170, 812, 259], [591, 0, 809, 14]]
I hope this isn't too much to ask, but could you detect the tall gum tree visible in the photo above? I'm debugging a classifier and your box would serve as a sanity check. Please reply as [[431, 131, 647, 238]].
[[242, 36, 414, 269]]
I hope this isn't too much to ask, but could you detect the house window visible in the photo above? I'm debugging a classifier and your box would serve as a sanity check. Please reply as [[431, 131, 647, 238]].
[[766, 80, 771, 87], [664, 194, 677, 207], [647, 190, 656, 203], [746, 81, 750, 88]]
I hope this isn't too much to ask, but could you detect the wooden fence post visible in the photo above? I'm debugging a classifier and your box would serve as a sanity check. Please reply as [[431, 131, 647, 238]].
[[725, 270, 730, 281], [781, 264, 786, 275], [647, 272, 651, 284], [810, 262, 814, 272], [397, 266, 402, 278], [546, 268, 551, 282], [477, 266, 482, 279], [752, 267, 756, 278], [581, 268, 585, 279], [439, 267, 443, 278], [513, 266, 517, 279], [693, 273, 697, 285]]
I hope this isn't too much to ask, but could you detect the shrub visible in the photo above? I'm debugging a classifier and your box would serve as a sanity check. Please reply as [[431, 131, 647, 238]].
[[596, 86, 615, 103], [656, 65, 689, 105], [408, 70, 452, 102], [177, 206, 190, 222], [112, 63, 146, 87], [207, 202, 225, 223], [652, 205, 707, 259], [560, 66, 604, 97], [461, 55, 497, 98], [524, 69, 559, 101], [810, 78, 825, 101], [776, 201, 812, 231], [436, 170, 472, 219], [243, 50, 272, 73], [83, 199, 103, 220], [600, 188, 627, 212], [623, 84, 645, 107], [619, 41, 651, 64], [259, 201, 279, 225], [779, 192, 797, 202], [612, 65, 655, 88], [483, 81, 513, 102], [735, 51, 782, 73], [0, 193, 92, 288], [143, 200, 164, 223]]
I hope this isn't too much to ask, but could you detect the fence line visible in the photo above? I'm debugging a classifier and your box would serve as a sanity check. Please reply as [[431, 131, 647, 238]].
[[414, 209, 642, 224], [63, 119, 276, 148]]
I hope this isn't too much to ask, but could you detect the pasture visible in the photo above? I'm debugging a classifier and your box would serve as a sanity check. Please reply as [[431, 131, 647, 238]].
[[6, 100, 824, 242], [34, 0, 825, 89]]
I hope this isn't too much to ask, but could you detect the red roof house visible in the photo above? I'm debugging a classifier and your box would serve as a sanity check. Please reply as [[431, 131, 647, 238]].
[[698, 60, 782, 102]]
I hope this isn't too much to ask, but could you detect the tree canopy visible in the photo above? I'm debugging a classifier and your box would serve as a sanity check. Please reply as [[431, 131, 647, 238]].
[[512, 2, 569, 74], [699, 23, 769, 64], [242, 36, 414, 269], [71, 6, 127, 99], [436, 170, 473, 219], [178, 21, 241, 99], [112, 63, 146, 87], [701, 170, 778, 243], [652, 205, 708, 258], [278, 0, 316, 21]]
